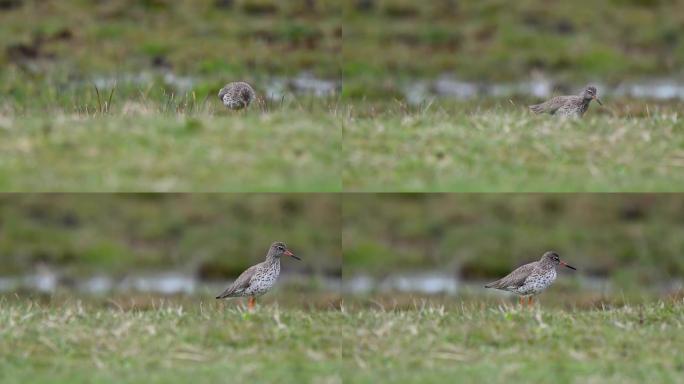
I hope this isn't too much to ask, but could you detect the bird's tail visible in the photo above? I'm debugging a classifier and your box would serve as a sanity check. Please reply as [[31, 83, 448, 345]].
[[528, 104, 544, 114]]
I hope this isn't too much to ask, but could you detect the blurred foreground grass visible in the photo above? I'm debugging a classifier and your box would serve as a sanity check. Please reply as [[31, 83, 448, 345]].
[[0, 105, 341, 192], [343, 103, 684, 192]]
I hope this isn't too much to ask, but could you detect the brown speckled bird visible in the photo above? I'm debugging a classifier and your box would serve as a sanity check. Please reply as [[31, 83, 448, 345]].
[[485, 251, 576, 307], [218, 81, 256, 110], [529, 86, 602, 117], [215, 242, 300, 310]]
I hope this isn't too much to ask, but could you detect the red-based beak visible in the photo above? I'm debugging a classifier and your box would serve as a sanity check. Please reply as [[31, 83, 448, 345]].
[[284, 249, 300, 260], [560, 260, 576, 270]]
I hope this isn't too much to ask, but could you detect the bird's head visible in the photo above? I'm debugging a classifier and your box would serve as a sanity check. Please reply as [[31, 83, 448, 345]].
[[581, 86, 602, 105], [541, 251, 576, 270], [268, 241, 300, 260]]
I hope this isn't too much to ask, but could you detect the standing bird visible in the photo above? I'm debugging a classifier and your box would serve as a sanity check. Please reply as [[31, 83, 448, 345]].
[[484, 251, 576, 307], [218, 81, 256, 110], [216, 242, 300, 310], [529, 85, 603, 117]]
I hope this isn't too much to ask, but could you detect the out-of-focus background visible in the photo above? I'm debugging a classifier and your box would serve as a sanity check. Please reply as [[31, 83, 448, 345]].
[[0, 0, 341, 110], [343, 194, 684, 306], [0, 194, 341, 306], [343, 0, 684, 107], [0, 1, 341, 192]]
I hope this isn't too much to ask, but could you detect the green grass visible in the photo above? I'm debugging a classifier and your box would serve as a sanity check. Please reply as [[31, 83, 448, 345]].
[[0, 108, 341, 192], [2, 297, 682, 383], [343, 300, 684, 383], [343, 107, 684, 192], [0, 297, 342, 384]]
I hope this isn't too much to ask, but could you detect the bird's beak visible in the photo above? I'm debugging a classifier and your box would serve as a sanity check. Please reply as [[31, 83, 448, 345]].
[[284, 249, 300, 260], [593, 96, 603, 105], [560, 260, 576, 270]]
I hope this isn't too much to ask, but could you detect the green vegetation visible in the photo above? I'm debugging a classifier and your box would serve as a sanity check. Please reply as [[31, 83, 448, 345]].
[[0, 106, 341, 192], [0, 0, 341, 192], [342, 194, 684, 285], [343, 105, 684, 192], [343, 0, 684, 99], [343, 300, 684, 383], [0, 298, 342, 384], [2, 297, 682, 383], [0, 0, 340, 79], [0, 195, 341, 277]]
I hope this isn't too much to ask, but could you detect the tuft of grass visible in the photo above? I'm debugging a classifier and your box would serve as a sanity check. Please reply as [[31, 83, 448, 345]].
[[343, 107, 684, 192]]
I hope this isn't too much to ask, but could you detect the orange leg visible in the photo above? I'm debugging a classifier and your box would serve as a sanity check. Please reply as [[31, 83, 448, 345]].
[[528, 296, 533, 308], [247, 297, 256, 311], [519, 296, 524, 307]]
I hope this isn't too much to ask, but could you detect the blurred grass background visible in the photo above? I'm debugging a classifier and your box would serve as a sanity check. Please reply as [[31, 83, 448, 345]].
[[343, 194, 684, 289], [0, 0, 341, 110], [343, 0, 684, 100], [0, 194, 341, 279]]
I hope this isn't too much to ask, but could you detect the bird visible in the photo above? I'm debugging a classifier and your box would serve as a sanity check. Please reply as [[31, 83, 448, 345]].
[[218, 81, 256, 110], [215, 241, 300, 310], [484, 251, 576, 307], [529, 85, 603, 117]]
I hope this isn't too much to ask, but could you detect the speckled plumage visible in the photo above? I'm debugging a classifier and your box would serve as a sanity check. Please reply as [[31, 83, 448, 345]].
[[529, 86, 602, 117], [485, 251, 576, 303], [215, 242, 299, 307], [218, 81, 256, 110]]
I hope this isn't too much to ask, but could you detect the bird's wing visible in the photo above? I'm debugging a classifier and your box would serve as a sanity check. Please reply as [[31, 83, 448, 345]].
[[530, 96, 569, 114], [485, 262, 537, 290], [216, 264, 258, 299]]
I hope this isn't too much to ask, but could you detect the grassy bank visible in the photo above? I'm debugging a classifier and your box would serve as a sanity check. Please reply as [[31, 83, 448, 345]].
[[343, 107, 684, 192], [342, 300, 684, 383], [0, 107, 341, 192], [0, 298, 342, 384], [2, 298, 681, 383]]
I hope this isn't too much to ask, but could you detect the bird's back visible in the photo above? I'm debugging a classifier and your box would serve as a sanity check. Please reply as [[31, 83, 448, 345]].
[[529, 95, 579, 115], [218, 82, 255, 110], [485, 261, 538, 290], [215, 261, 264, 299]]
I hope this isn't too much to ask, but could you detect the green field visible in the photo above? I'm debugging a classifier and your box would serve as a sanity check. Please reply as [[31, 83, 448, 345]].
[[0, 297, 342, 384], [0, 0, 341, 192], [2, 297, 682, 383], [343, 299, 684, 383], [0, 106, 340, 192], [343, 105, 684, 192]]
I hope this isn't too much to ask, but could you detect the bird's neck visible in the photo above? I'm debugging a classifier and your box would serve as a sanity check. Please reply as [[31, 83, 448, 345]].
[[265, 255, 280, 267]]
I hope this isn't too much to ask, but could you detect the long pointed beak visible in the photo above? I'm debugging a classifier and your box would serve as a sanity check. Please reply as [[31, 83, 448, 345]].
[[284, 249, 300, 260], [594, 96, 603, 105], [560, 261, 576, 270]]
